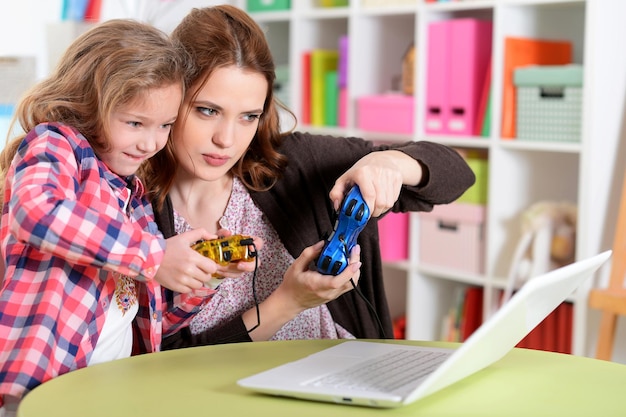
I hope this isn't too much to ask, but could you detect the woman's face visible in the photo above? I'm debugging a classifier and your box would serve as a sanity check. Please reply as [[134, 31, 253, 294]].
[[172, 65, 268, 182]]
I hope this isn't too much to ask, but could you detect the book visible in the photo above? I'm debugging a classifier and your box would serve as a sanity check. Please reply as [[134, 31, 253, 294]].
[[525, 317, 544, 350], [425, 18, 491, 135], [424, 20, 451, 134], [300, 51, 311, 124], [500, 37, 572, 139], [324, 70, 338, 126], [337, 35, 348, 127], [480, 87, 492, 137], [338, 88, 348, 127], [557, 302, 573, 354], [442, 287, 467, 342], [84, 0, 102, 21], [460, 286, 484, 341], [447, 19, 492, 135], [338, 35, 348, 89], [474, 56, 492, 136], [542, 308, 558, 352], [310, 49, 338, 126]]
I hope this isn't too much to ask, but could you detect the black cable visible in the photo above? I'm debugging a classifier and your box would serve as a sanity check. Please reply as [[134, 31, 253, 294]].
[[246, 242, 261, 333], [206, 238, 386, 343], [349, 278, 388, 339], [342, 240, 388, 339], [208, 240, 260, 344]]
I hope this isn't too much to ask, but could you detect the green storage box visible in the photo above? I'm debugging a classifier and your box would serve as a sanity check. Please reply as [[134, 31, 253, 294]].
[[247, 0, 290, 12], [457, 157, 489, 205], [514, 64, 583, 143]]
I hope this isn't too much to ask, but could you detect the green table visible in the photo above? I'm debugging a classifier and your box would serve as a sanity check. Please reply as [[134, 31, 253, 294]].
[[17, 339, 626, 417]]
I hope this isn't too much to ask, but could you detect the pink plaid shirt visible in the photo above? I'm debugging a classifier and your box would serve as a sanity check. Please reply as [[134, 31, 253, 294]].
[[0, 122, 170, 403]]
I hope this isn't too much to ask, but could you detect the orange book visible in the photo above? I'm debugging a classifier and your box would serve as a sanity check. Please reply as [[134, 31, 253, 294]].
[[500, 37, 572, 139], [301, 51, 311, 125]]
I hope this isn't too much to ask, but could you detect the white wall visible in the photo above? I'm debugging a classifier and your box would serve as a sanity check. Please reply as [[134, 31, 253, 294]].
[[0, 0, 225, 142], [0, 0, 223, 79], [0, 0, 63, 79]]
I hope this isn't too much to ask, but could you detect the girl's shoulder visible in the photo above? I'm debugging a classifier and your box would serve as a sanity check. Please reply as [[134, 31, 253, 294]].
[[31, 121, 83, 142], [16, 122, 96, 170], [25, 122, 92, 152]]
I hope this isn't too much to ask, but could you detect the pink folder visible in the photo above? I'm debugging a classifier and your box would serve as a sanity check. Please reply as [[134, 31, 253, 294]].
[[425, 20, 451, 134], [447, 19, 492, 136]]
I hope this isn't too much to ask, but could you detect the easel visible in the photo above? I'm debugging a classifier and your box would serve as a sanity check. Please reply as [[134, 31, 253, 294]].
[[588, 171, 626, 360]]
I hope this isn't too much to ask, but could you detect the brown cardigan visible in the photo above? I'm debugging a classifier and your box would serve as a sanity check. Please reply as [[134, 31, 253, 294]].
[[157, 132, 475, 349]]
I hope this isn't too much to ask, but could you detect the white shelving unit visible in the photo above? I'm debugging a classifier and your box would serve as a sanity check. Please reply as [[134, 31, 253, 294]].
[[238, 0, 626, 358]]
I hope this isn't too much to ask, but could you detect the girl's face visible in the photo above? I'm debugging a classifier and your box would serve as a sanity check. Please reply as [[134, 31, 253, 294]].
[[172, 65, 268, 183], [101, 83, 182, 177]]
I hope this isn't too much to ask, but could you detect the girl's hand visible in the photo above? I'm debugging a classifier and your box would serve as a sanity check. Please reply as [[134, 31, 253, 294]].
[[154, 228, 218, 293]]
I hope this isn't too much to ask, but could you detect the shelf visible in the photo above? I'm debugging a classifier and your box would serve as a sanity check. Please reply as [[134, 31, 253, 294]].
[[244, 0, 626, 358]]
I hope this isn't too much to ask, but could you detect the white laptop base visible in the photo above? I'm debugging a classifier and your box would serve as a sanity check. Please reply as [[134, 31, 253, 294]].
[[237, 250, 611, 408]]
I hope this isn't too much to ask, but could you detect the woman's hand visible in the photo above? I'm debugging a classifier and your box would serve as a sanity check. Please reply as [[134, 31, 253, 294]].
[[213, 229, 264, 278], [276, 241, 362, 313], [243, 240, 362, 340], [330, 150, 423, 217], [154, 228, 219, 293]]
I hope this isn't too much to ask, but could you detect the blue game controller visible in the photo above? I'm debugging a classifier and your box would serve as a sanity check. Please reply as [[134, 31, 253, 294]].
[[316, 185, 371, 275]]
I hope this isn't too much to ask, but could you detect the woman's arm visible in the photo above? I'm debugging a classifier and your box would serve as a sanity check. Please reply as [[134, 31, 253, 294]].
[[161, 241, 362, 348], [328, 143, 475, 218]]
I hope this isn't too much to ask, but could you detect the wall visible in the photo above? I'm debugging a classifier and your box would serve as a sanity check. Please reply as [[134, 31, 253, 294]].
[[0, 0, 223, 142], [0, 0, 220, 79]]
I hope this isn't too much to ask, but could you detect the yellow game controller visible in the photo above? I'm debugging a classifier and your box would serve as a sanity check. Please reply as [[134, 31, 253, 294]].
[[192, 235, 257, 265]]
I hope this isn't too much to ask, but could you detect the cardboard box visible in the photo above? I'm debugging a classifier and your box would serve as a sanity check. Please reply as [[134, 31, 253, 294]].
[[247, 0, 290, 12], [419, 203, 486, 274], [515, 64, 583, 142], [357, 94, 414, 134]]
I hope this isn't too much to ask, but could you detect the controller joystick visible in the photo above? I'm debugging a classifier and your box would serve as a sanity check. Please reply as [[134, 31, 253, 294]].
[[316, 185, 371, 275]]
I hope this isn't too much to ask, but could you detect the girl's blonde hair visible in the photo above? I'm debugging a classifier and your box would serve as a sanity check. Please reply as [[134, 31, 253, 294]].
[[0, 19, 190, 202]]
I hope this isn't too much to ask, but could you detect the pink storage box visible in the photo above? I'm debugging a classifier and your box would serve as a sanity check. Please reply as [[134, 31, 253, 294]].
[[378, 211, 409, 261], [357, 94, 414, 134], [418, 203, 486, 274]]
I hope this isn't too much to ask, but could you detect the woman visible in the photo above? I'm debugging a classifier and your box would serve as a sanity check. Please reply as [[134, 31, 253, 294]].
[[141, 5, 475, 348]]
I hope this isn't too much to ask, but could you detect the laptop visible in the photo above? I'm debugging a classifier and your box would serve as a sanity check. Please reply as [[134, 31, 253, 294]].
[[237, 250, 611, 408]]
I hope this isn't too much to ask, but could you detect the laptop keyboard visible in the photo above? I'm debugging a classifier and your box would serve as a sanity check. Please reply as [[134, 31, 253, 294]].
[[306, 349, 449, 394]]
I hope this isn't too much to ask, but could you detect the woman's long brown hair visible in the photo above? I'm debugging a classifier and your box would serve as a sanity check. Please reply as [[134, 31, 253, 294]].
[[142, 5, 292, 211]]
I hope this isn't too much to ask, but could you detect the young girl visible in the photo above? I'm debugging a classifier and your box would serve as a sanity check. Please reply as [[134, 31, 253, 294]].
[[0, 19, 224, 415], [144, 5, 475, 348]]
